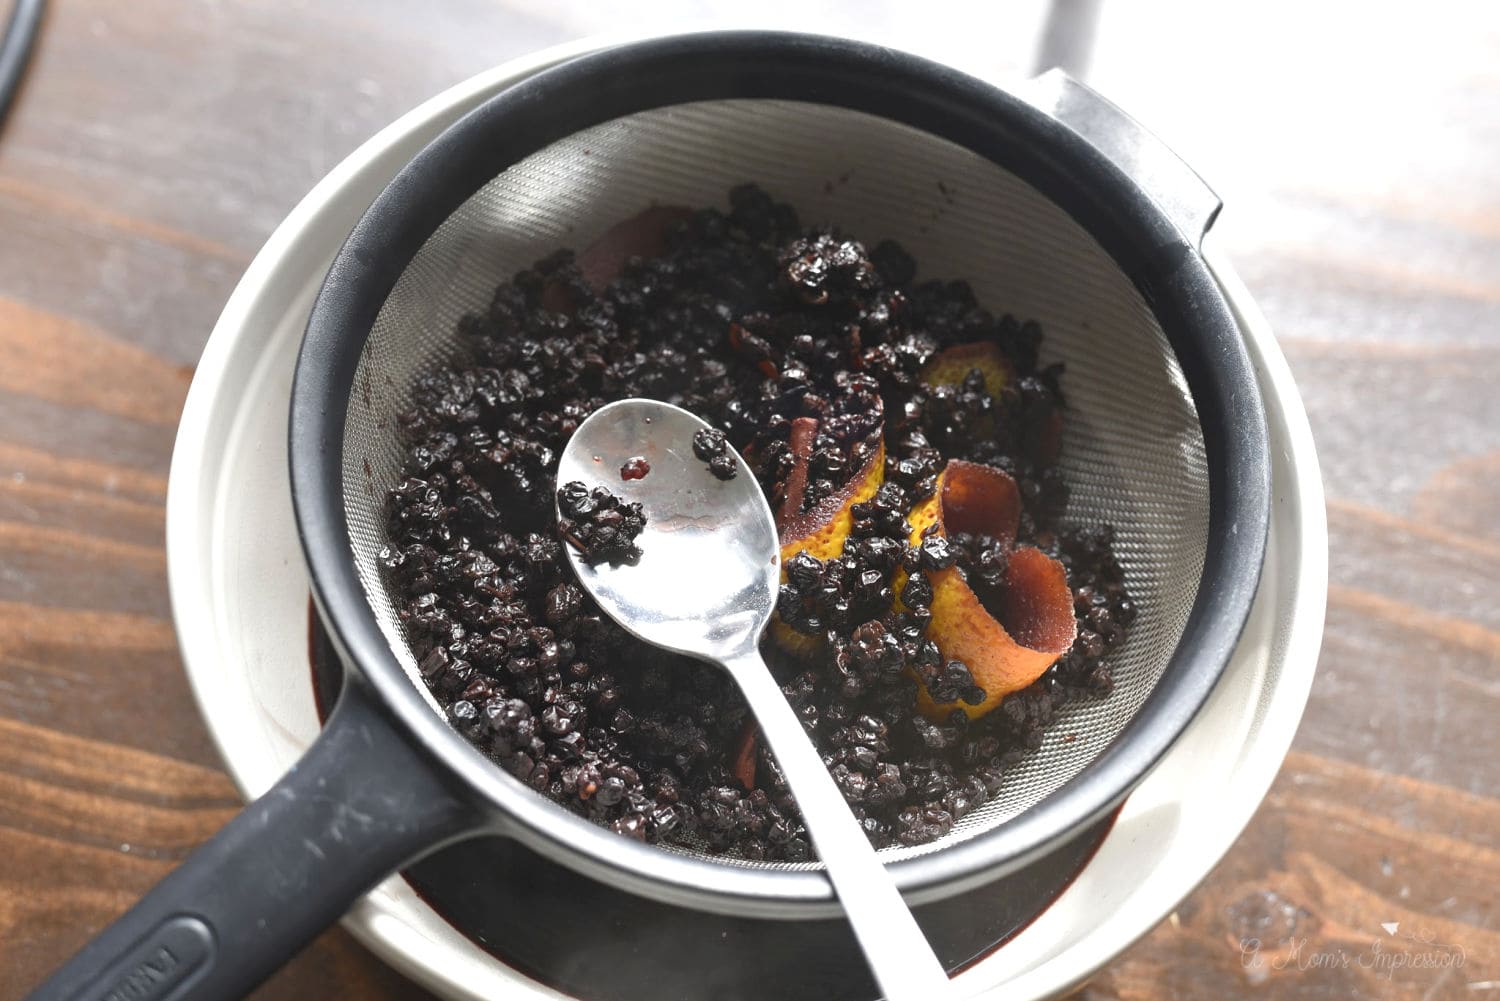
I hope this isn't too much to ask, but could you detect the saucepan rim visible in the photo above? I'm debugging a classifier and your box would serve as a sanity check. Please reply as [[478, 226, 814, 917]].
[[289, 28, 1271, 914]]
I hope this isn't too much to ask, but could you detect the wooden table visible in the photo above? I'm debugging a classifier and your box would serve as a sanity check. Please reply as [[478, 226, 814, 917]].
[[2, 2, 1496, 998]]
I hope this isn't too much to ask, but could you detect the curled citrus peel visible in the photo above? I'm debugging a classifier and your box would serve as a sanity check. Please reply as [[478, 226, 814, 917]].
[[577, 205, 695, 291], [771, 411, 886, 657], [731, 719, 759, 790], [543, 205, 695, 313], [1033, 410, 1064, 466], [920, 341, 1013, 395], [777, 418, 886, 562], [905, 460, 1076, 720], [920, 340, 1012, 441]]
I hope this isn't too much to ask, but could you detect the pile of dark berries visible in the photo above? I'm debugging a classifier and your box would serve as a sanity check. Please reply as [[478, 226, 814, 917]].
[[692, 427, 737, 480], [556, 481, 647, 565], [381, 184, 1133, 857]]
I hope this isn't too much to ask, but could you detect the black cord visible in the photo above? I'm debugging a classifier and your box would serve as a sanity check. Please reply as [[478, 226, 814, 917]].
[[0, 0, 45, 132]]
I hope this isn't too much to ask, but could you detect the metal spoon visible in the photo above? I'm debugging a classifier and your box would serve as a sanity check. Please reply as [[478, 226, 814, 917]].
[[556, 398, 954, 1001]]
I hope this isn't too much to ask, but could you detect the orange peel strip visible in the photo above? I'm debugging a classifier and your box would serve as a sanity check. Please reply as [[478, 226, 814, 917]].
[[769, 615, 826, 660], [771, 412, 885, 657], [540, 205, 695, 314], [731, 720, 759, 790], [578, 205, 696, 291], [777, 420, 886, 562], [907, 460, 1075, 720], [1033, 410, 1063, 466], [919, 341, 1013, 395]]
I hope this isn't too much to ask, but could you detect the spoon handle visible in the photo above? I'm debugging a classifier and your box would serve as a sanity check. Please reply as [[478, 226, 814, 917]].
[[722, 648, 955, 1001]]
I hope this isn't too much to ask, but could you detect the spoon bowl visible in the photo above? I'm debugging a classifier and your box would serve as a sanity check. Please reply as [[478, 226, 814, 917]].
[[554, 399, 779, 658]]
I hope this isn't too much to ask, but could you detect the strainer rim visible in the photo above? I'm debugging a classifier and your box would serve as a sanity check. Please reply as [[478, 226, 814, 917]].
[[290, 29, 1269, 915]]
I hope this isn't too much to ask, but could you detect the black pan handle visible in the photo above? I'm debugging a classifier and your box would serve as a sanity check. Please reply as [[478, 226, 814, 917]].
[[24, 672, 481, 1001]]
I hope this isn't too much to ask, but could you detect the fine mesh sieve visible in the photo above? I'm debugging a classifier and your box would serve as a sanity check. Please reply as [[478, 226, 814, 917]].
[[28, 34, 1270, 1001], [285, 32, 1271, 924], [342, 98, 1209, 870]]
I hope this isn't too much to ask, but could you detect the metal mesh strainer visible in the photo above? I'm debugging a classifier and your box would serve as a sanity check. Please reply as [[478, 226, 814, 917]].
[[291, 30, 1270, 919], [342, 97, 1209, 869], [28, 34, 1270, 1001]]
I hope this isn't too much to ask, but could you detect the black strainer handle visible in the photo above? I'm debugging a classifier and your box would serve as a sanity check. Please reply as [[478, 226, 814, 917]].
[[1019, 69, 1223, 247], [23, 673, 479, 1001]]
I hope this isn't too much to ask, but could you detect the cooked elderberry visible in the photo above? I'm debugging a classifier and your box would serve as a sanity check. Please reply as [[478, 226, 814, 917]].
[[556, 481, 646, 565]]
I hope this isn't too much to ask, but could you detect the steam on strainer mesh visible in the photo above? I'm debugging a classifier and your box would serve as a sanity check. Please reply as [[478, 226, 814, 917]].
[[339, 100, 1208, 869]]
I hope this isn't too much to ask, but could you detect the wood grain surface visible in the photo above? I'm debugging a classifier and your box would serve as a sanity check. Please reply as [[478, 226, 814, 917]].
[[2, 1, 1497, 998]]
